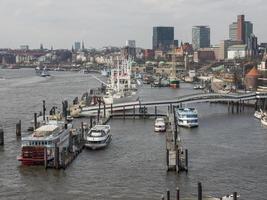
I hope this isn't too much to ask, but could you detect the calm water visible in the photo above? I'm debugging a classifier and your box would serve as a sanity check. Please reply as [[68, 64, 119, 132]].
[[0, 69, 266, 200]]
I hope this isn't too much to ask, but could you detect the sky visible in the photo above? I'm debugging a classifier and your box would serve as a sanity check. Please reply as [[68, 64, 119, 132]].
[[0, 0, 266, 49]]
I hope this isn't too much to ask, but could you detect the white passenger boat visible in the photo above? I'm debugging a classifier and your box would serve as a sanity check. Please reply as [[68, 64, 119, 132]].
[[176, 108, 199, 128], [85, 125, 111, 149], [154, 117, 166, 132]]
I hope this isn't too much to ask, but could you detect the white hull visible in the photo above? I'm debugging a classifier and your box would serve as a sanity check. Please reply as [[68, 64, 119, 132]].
[[85, 135, 112, 149], [178, 120, 199, 128], [254, 111, 262, 119]]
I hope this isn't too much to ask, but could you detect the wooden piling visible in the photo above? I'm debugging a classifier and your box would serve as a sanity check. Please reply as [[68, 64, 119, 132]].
[[44, 147, 47, 169], [133, 105, 135, 119], [42, 100, 46, 122], [111, 104, 113, 115], [90, 117, 93, 128], [61, 148, 66, 170], [231, 101, 234, 114], [176, 188, 180, 200], [166, 149, 169, 170], [123, 106, 125, 119], [198, 182, 202, 200], [81, 122, 84, 140], [54, 146, 60, 169], [176, 149, 180, 172], [185, 149, 188, 172], [166, 190, 170, 200], [0, 128, 4, 145], [97, 100, 100, 123], [16, 120, 21, 137], [34, 113, 37, 130], [233, 192, 237, 200], [104, 103, 106, 118], [155, 106, 157, 118], [227, 101, 230, 112]]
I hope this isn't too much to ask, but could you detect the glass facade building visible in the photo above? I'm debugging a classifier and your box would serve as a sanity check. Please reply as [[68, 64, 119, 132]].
[[192, 26, 210, 50], [152, 27, 174, 51]]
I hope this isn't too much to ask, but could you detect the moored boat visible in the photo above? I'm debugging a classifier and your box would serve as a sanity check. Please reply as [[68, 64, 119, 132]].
[[261, 116, 267, 126], [176, 108, 199, 128], [17, 123, 72, 165], [254, 110, 264, 119], [85, 125, 111, 149], [154, 117, 166, 132]]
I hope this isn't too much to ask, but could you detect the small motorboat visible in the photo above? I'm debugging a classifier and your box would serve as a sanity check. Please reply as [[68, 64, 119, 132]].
[[254, 109, 265, 119], [154, 117, 166, 132], [85, 125, 111, 149]]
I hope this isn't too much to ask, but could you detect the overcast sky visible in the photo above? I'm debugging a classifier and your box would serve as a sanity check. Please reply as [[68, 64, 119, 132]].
[[0, 0, 266, 49]]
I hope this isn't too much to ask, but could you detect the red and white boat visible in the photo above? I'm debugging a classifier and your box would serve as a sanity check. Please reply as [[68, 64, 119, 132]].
[[17, 123, 71, 165]]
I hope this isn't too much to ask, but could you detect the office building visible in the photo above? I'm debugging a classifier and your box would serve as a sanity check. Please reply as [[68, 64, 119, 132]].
[[74, 42, 81, 51], [192, 26, 210, 50], [126, 40, 136, 48], [152, 26, 174, 51], [229, 15, 253, 45]]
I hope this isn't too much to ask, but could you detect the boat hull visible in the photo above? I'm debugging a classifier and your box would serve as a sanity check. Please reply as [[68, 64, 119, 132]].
[[85, 135, 112, 150]]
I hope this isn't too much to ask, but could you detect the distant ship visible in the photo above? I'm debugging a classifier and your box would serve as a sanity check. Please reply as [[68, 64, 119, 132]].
[[35, 66, 50, 77]]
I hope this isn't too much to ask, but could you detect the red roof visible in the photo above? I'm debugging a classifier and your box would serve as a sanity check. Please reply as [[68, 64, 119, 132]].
[[246, 67, 260, 77]]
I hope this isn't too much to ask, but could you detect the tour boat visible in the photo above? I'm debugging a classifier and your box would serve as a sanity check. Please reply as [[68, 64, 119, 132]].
[[154, 117, 166, 132], [176, 108, 199, 128], [85, 125, 111, 150], [17, 123, 72, 165]]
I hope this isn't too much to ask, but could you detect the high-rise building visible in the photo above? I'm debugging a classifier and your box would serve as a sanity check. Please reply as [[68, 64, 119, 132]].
[[192, 26, 210, 50], [126, 40, 136, 48], [229, 15, 253, 45], [237, 15, 245, 43], [229, 22, 237, 41], [152, 26, 174, 51], [74, 42, 81, 51]]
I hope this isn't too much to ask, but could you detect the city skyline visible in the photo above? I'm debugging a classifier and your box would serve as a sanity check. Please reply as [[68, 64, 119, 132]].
[[0, 0, 266, 49]]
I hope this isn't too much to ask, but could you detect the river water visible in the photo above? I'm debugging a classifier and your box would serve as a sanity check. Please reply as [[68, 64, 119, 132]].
[[0, 69, 266, 200]]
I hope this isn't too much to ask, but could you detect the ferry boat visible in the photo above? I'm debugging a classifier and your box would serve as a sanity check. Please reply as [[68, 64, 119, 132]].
[[85, 125, 111, 150], [154, 117, 166, 132], [17, 123, 72, 165], [176, 108, 199, 128]]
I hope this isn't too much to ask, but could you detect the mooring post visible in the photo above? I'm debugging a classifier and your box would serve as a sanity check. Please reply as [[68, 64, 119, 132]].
[[185, 149, 188, 172], [166, 190, 170, 200], [161, 195, 164, 200], [42, 100, 46, 122], [81, 122, 84, 141], [236, 101, 239, 113], [97, 100, 101, 123], [61, 148, 66, 170], [123, 106, 125, 119], [227, 101, 230, 112], [133, 105, 135, 119], [176, 188, 180, 200], [0, 128, 4, 145], [44, 147, 47, 169], [231, 101, 234, 114], [155, 106, 157, 118], [16, 120, 21, 137], [111, 104, 113, 115], [233, 192, 237, 200], [54, 146, 60, 169], [168, 105, 170, 113], [166, 149, 169, 170], [198, 182, 202, 200], [104, 103, 106, 118], [170, 104, 173, 113], [176, 149, 180, 172], [90, 117, 93, 128], [242, 100, 245, 111], [143, 106, 145, 118], [34, 113, 37, 130]]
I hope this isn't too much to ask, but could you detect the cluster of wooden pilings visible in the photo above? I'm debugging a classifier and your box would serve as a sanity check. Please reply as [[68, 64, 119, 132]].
[[160, 182, 238, 200], [166, 107, 188, 173], [227, 100, 245, 114]]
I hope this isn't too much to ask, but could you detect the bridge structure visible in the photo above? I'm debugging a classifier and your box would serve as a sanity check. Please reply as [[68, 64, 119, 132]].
[[74, 92, 267, 117]]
